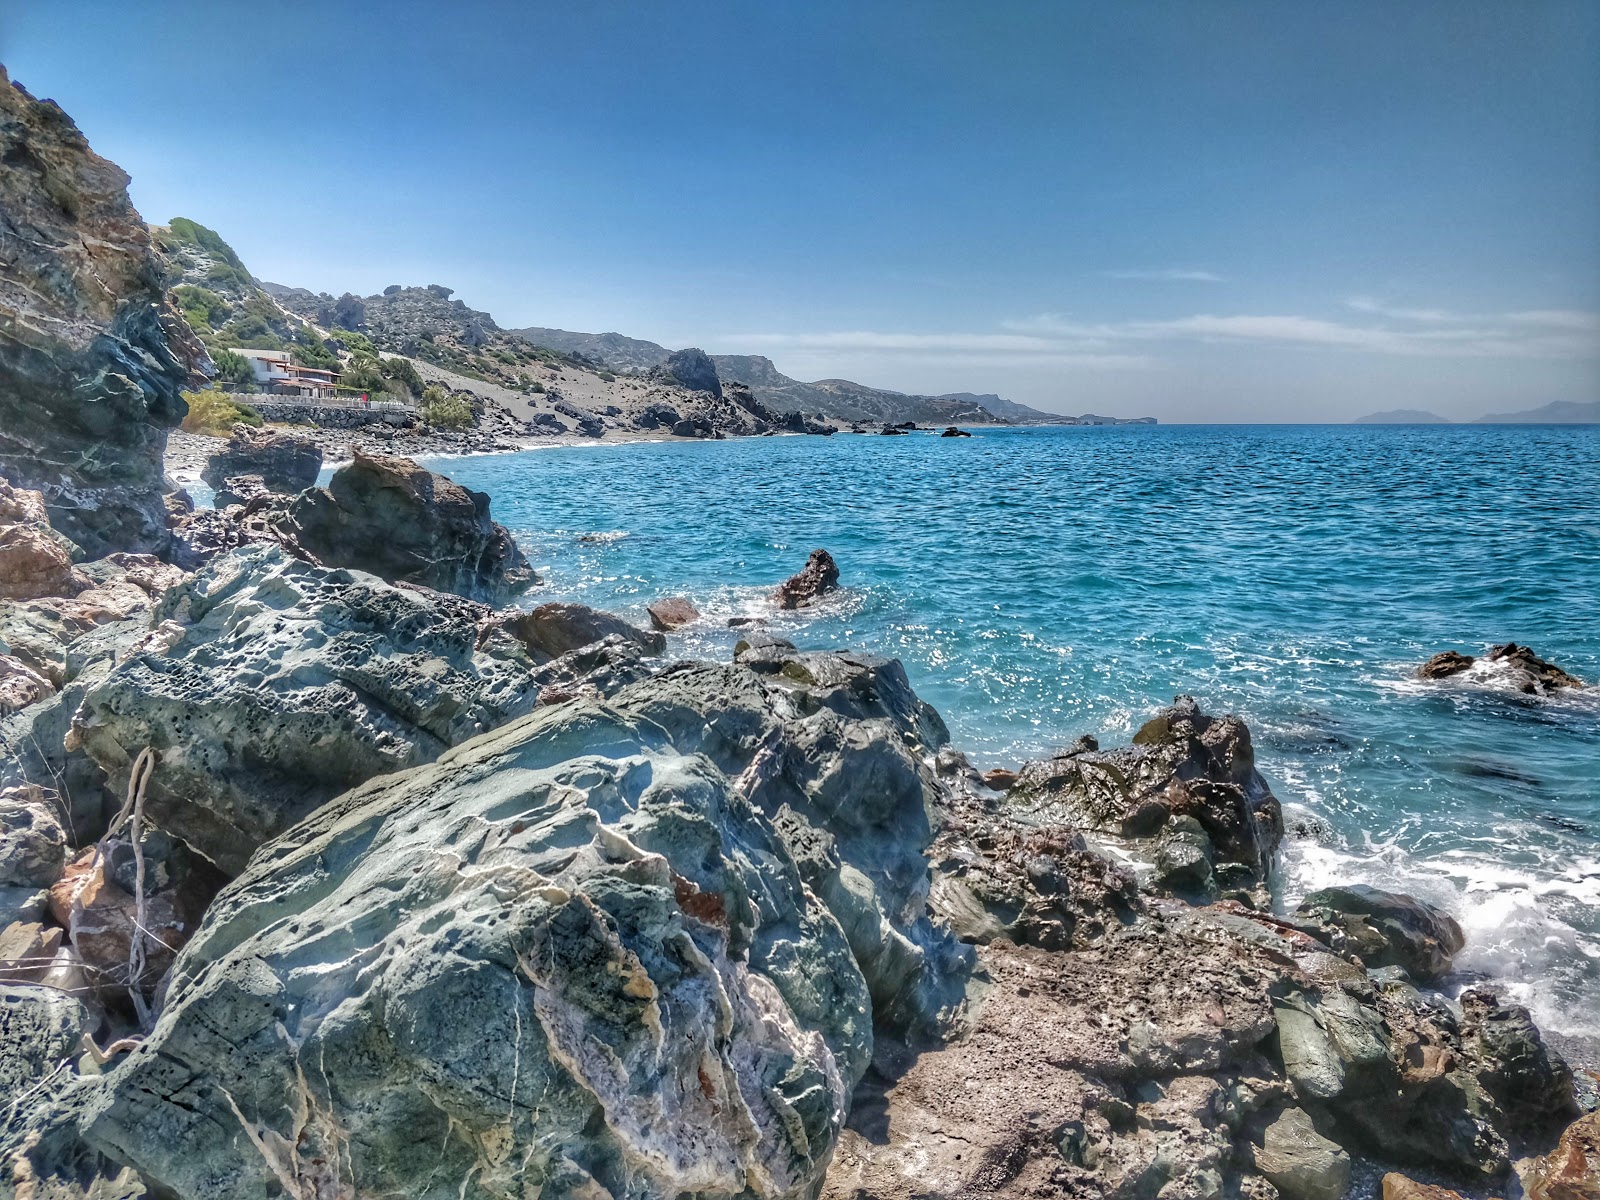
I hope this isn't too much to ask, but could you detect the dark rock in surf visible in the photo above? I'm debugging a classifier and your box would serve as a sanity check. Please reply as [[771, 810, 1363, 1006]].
[[773, 548, 840, 610], [1292, 883, 1465, 982], [646, 596, 700, 631], [1419, 650, 1475, 679]]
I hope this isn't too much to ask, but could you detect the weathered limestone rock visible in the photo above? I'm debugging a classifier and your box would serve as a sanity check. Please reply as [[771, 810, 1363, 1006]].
[[74, 546, 546, 873], [79, 700, 870, 1200], [502, 601, 666, 661], [276, 451, 534, 602], [773, 548, 840, 609], [647, 596, 700, 631], [0, 786, 68, 888], [1252, 1106, 1350, 1200], [198, 425, 320, 499], [0, 984, 89, 1094], [1011, 695, 1284, 888], [0, 69, 205, 558], [1292, 884, 1465, 982]]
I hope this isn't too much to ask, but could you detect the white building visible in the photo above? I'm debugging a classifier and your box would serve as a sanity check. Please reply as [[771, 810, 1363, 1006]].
[[231, 348, 340, 399]]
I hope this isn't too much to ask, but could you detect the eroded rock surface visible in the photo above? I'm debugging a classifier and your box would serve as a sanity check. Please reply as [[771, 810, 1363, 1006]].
[[73, 546, 546, 873], [772, 548, 840, 610], [78, 700, 871, 1200], [0, 68, 204, 558], [198, 425, 320, 502]]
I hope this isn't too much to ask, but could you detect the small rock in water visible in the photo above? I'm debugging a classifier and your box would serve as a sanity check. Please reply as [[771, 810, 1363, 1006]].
[[773, 548, 840, 609], [1419, 650, 1476, 679], [939, 426, 972, 437], [1488, 642, 1585, 692], [647, 596, 700, 631]]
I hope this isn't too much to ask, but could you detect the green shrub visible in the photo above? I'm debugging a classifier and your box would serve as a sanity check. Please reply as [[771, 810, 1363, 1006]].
[[340, 356, 388, 394], [292, 329, 340, 370], [181, 388, 262, 435], [328, 329, 377, 358], [598, 371, 616, 383], [420, 386, 474, 430], [527, 380, 545, 393], [381, 356, 424, 397], [211, 348, 256, 386], [175, 284, 229, 332]]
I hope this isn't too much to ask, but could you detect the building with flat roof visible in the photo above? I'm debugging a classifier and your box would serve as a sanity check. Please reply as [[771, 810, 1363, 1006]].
[[232, 348, 340, 399]]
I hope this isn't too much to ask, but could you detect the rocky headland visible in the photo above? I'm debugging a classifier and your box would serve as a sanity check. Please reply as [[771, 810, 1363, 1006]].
[[0, 69, 1592, 1200]]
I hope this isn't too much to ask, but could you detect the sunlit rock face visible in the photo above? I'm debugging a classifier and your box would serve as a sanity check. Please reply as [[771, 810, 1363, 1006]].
[[80, 701, 872, 1200], [0, 67, 204, 559]]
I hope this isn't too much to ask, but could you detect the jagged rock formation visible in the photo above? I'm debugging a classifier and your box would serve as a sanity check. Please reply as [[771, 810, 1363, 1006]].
[[72, 546, 550, 874], [1418, 643, 1585, 693], [1008, 695, 1284, 898], [0, 69, 204, 559], [198, 425, 321, 504], [663, 347, 722, 398], [772, 549, 840, 609], [172, 453, 533, 603]]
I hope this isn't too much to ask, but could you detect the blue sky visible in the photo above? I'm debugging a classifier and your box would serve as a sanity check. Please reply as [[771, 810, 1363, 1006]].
[[6, 0, 1598, 420]]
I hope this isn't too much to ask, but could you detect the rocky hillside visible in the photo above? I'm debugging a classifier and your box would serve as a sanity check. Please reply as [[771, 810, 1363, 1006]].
[[0, 67, 204, 558]]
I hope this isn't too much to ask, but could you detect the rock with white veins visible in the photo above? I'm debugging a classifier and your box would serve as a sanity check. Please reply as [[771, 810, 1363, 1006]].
[[78, 700, 871, 1200]]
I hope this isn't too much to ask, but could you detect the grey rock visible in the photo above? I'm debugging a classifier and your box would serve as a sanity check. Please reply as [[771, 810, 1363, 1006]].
[[0, 984, 88, 1095], [79, 700, 871, 1200], [1252, 1107, 1350, 1200], [772, 549, 840, 610], [665, 347, 722, 398], [1155, 814, 1217, 899], [74, 545, 545, 874], [199, 426, 321, 499], [1011, 695, 1284, 888], [1293, 884, 1465, 982], [0, 69, 204, 558], [0, 786, 69, 888], [277, 452, 534, 603], [501, 602, 665, 662]]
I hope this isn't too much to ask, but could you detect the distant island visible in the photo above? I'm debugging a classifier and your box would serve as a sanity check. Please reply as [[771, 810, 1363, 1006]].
[[1354, 400, 1599, 425], [1353, 409, 1450, 424]]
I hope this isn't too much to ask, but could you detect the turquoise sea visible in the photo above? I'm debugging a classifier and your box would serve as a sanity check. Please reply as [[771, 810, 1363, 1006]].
[[421, 423, 1600, 1034]]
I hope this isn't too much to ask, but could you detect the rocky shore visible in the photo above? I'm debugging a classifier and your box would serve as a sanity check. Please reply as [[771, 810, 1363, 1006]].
[[1, 63, 1594, 1200]]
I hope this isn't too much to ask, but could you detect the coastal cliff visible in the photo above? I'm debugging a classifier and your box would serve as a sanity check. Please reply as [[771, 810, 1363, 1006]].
[[0, 67, 204, 558]]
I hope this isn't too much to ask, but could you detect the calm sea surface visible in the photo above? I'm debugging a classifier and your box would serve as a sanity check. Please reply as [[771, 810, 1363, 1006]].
[[419, 423, 1600, 1033]]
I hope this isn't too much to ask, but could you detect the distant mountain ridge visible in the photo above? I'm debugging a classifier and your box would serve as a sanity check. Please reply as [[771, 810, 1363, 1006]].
[[1472, 400, 1599, 424], [512, 326, 1154, 425], [1353, 409, 1450, 424], [1353, 401, 1599, 425]]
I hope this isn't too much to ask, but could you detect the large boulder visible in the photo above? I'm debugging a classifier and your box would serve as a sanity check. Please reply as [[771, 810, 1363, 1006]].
[[1292, 884, 1465, 982], [1010, 696, 1284, 889], [665, 347, 722, 398], [198, 425, 321, 500], [77, 700, 871, 1200], [73, 545, 547, 874], [0, 69, 205, 558], [276, 452, 534, 603], [1524, 1109, 1600, 1200], [1251, 1106, 1351, 1200], [502, 602, 665, 661]]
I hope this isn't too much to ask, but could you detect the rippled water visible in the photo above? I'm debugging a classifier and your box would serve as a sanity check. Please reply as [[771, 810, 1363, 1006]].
[[423, 423, 1600, 1033]]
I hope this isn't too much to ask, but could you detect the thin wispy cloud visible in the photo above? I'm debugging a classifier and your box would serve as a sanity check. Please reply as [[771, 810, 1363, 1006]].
[[1102, 268, 1227, 283], [1008, 307, 1600, 359]]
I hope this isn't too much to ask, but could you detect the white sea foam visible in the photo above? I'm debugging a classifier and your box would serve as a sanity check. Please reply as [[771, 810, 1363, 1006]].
[[1279, 822, 1600, 1037]]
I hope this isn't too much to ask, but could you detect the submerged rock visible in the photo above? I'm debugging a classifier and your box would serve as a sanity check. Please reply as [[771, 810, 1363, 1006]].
[[1417, 644, 1584, 693], [79, 700, 870, 1200], [73, 545, 547, 874], [0, 68, 205, 558], [773, 548, 840, 609]]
